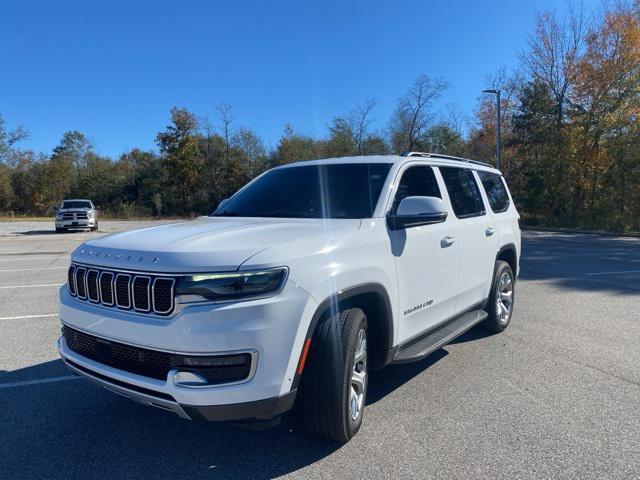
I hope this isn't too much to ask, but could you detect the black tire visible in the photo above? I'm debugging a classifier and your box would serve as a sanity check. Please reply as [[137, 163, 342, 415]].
[[55, 227, 65, 233], [300, 308, 368, 443], [482, 260, 515, 333], [91, 223, 98, 232]]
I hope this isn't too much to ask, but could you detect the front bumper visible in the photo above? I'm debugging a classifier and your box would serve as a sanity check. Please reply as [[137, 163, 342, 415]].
[[62, 353, 296, 421], [56, 219, 96, 229], [58, 279, 317, 420]]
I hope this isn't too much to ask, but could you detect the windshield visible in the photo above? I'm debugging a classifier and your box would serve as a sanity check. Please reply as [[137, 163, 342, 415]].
[[61, 201, 92, 209], [212, 163, 392, 219]]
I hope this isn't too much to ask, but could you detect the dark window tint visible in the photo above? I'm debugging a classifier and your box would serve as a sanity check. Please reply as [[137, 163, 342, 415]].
[[478, 171, 510, 213], [391, 166, 441, 214], [212, 163, 392, 219], [62, 201, 92, 209], [440, 167, 486, 218]]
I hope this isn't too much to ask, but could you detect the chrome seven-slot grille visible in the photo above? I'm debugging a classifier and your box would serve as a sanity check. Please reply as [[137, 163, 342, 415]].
[[68, 264, 175, 315]]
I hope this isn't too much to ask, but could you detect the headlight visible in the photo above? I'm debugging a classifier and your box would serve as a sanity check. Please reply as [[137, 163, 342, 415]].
[[175, 267, 288, 302], [88, 211, 95, 217]]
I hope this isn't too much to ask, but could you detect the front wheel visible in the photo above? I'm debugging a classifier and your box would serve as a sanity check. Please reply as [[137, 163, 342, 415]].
[[300, 308, 368, 443], [482, 260, 515, 332]]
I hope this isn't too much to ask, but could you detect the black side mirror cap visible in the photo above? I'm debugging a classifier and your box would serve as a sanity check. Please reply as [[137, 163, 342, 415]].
[[386, 212, 448, 230]]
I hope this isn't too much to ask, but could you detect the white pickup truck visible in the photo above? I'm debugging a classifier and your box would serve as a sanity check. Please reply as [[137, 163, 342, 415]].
[[55, 199, 98, 232], [58, 152, 520, 442]]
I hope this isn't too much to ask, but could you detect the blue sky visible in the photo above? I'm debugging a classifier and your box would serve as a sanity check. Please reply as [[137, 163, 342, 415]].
[[1, 0, 597, 158]]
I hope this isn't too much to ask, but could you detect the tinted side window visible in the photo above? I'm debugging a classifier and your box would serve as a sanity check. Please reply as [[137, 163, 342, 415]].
[[478, 171, 510, 213], [440, 167, 485, 218], [392, 166, 441, 213]]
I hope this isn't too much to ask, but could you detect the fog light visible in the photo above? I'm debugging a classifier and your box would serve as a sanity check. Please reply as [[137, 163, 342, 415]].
[[180, 354, 248, 368], [172, 353, 253, 387]]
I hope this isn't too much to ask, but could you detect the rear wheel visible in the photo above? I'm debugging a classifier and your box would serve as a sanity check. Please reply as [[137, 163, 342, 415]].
[[55, 227, 65, 233], [300, 308, 368, 443], [482, 260, 515, 332]]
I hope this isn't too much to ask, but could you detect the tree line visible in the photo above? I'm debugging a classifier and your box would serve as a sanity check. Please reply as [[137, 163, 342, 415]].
[[1, 1, 638, 232]]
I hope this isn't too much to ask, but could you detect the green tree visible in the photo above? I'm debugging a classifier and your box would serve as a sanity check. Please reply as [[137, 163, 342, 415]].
[[323, 117, 357, 157], [156, 107, 201, 215], [272, 125, 320, 165]]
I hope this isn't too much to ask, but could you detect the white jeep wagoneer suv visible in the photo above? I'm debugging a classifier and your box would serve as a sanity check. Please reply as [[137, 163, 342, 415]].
[[58, 152, 520, 442]]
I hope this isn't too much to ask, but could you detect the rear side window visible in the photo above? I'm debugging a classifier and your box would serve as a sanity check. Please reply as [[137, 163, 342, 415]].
[[440, 167, 485, 218], [391, 165, 441, 214], [477, 171, 510, 213]]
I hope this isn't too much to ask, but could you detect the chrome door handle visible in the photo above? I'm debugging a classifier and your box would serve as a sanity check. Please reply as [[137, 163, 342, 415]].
[[485, 227, 496, 236], [441, 235, 456, 247]]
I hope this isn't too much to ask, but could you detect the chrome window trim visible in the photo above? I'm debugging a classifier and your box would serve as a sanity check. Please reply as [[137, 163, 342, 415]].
[[132, 275, 151, 312], [152, 277, 175, 315], [86, 269, 100, 303], [98, 271, 115, 306], [75, 267, 87, 299], [114, 273, 132, 309]]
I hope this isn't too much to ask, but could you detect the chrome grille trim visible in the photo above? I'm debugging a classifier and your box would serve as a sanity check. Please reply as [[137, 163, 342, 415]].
[[132, 276, 151, 312], [68, 264, 176, 316], [99, 271, 115, 306], [68, 265, 77, 296], [86, 269, 100, 303], [114, 273, 132, 309], [75, 267, 87, 299], [152, 278, 175, 315]]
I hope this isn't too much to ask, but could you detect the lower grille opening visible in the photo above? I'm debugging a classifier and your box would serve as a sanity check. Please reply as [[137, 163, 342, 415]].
[[62, 326, 253, 384]]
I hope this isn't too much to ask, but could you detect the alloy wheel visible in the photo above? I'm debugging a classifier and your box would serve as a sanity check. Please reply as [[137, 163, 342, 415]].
[[349, 328, 367, 421], [496, 271, 513, 323]]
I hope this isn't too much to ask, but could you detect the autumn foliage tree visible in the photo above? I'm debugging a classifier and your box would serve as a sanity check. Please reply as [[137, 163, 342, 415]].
[[0, 1, 638, 232]]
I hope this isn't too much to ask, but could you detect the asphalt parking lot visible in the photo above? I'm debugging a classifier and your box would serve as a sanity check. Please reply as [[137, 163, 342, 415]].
[[1, 222, 639, 479]]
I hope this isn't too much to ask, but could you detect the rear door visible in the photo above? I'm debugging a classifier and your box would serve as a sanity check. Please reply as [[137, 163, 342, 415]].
[[387, 164, 459, 344], [439, 166, 498, 312], [477, 171, 521, 274]]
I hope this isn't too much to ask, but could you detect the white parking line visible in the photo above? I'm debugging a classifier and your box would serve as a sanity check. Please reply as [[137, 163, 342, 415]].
[[0, 375, 81, 389], [0, 283, 63, 289], [522, 251, 638, 260], [0, 256, 66, 263], [0, 266, 67, 272], [585, 270, 640, 276], [0, 313, 58, 320]]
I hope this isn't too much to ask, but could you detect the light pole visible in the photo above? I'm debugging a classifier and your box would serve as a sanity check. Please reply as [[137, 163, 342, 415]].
[[483, 89, 501, 170]]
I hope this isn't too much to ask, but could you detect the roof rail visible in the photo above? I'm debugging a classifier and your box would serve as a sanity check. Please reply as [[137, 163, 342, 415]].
[[403, 151, 493, 168]]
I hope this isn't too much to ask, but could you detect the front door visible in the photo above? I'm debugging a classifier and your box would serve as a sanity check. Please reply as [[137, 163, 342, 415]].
[[388, 165, 459, 344]]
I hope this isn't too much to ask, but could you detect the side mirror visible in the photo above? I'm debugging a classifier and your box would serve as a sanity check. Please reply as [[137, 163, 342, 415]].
[[386, 196, 448, 231], [54, 206, 59, 213]]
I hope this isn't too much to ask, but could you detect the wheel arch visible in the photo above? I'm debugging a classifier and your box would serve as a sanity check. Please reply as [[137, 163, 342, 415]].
[[496, 243, 518, 277], [291, 283, 394, 389]]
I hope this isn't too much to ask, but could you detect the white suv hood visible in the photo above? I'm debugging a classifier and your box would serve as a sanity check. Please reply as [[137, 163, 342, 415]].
[[72, 217, 361, 273]]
